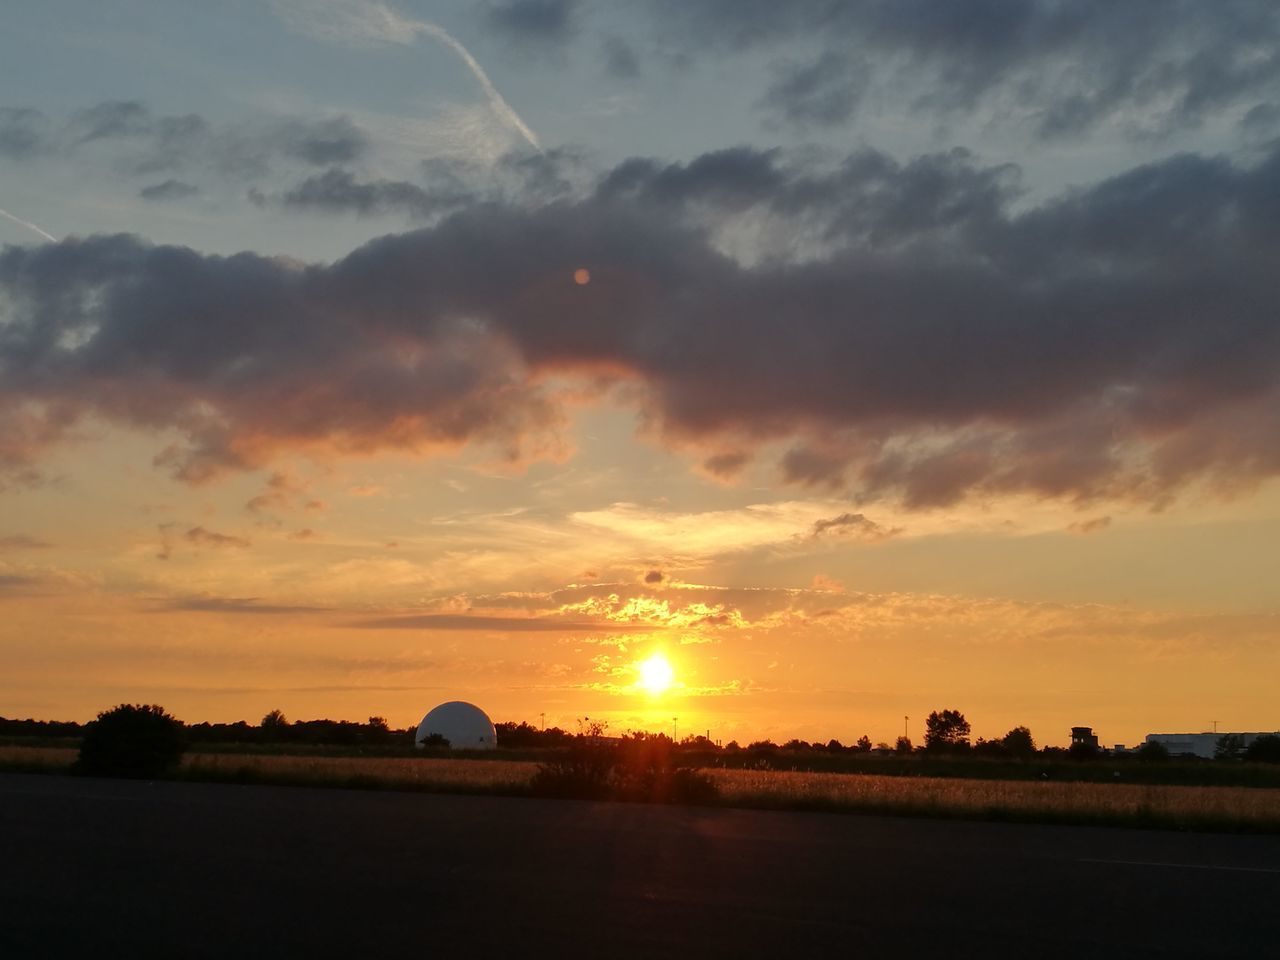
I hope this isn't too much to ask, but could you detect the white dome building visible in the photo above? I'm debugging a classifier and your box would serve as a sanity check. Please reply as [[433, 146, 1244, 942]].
[[415, 701, 497, 751]]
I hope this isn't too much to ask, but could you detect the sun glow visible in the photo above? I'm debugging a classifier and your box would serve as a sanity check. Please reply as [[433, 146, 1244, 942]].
[[636, 653, 675, 695]]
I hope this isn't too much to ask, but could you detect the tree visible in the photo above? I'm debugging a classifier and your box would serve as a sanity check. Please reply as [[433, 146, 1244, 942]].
[[924, 709, 971, 752], [365, 716, 390, 744], [894, 735, 913, 754], [1002, 726, 1036, 757], [825, 738, 845, 753], [1136, 740, 1169, 762], [1215, 734, 1245, 760], [76, 704, 186, 779], [1245, 735, 1280, 764], [261, 709, 289, 741], [855, 735, 872, 752]]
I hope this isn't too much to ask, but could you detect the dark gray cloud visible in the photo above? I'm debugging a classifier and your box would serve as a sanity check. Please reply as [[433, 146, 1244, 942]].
[[758, 51, 867, 129], [276, 116, 368, 166], [279, 168, 447, 218], [485, 0, 579, 43], [139, 179, 199, 202], [71, 100, 152, 143], [0, 100, 369, 180], [272, 148, 583, 219], [601, 36, 640, 78], [649, 0, 1280, 138], [0, 108, 49, 158], [1241, 103, 1280, 141], [3, 141, 1280, 507]]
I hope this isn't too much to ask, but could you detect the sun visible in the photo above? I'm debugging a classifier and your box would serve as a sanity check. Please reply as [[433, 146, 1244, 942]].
[[636, 653, 675, 695]]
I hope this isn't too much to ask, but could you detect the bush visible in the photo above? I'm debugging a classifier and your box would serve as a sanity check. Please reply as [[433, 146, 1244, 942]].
[[1136, 741, 1170, 763], [530, 734, 718, 804], [1245, 735, 1280, 764], [76, 704, 186, 779]]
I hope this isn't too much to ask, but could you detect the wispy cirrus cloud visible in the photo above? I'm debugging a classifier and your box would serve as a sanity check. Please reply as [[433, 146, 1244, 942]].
[[272, 0, 540, 151], [650, 0, 1280, 139]]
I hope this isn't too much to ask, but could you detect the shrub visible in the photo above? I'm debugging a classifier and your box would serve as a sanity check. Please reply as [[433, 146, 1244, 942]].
[[530, 734, 718, 804], [1136, 741, 1170, 763], [1245, 735, 1280, 764], [76, 704, 186, 779], [528, 737, 615, 799]]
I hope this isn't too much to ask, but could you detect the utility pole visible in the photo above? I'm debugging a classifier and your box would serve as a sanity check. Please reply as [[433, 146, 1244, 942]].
[[672, 717, 678, 741], [1212, 719, 1219, 734], [904, 715, 909, 740], [540, 712, 545, 731]]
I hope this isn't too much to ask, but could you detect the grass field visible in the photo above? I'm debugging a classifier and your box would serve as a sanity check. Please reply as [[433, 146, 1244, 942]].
[[4, 744, 1278, 832], [707, 768, 1280, 831], [182, 752, 536, 793]]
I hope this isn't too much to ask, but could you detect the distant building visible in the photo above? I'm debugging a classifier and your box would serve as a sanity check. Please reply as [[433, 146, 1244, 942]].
[[1145, 731, 1277, 759], [415, 701, 497, 750], [1070, 726, 1099, 749]]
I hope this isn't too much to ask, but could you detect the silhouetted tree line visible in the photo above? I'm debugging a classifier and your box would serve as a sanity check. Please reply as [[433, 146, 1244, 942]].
[[0, 716, 84, 738], [185, 711, 414, 746], [493, 721, 573, 748], [12, 707, 1280, 766]]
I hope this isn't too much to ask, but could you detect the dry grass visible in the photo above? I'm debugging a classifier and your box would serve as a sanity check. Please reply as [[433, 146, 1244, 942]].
[[181, 752, 538, 793], [708, 768, 1280, 829], [5, 744, 1279, 831], [0, 745, 77, 770]]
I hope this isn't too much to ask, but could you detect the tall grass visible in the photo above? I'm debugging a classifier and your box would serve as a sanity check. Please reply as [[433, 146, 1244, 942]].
[[5, 744, 1279, 831], [0, 745, 77, 772], [181, 753, 537, 794], [709, 769, 1280, 830]]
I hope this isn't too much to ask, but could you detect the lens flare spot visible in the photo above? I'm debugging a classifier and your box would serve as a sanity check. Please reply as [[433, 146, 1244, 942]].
[[573, 267, 591, 285], [637, 653, 674, 695]]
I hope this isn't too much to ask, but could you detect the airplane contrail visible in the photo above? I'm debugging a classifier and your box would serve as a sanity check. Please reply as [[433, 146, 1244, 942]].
[[0, 207, 58, 243], [275, 1, 540, 151], [413, 21, 540, 151]]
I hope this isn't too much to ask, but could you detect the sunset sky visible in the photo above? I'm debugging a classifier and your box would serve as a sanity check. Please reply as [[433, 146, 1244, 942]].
[[3, 1, 1280, 747]]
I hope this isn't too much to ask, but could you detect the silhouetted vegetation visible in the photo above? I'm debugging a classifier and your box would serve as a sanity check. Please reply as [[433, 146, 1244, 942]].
[[1245, 735, 1280, 764], [530, 728, 718, 804], [75, 704, 185, 779], [924, 709, 971, 752], [494, 721, 572, 748], [1215, 734, 1245, 759], [1137, 741, 1170, 763], [0, 716, 82, 740], [8, 708, 1280, 801]]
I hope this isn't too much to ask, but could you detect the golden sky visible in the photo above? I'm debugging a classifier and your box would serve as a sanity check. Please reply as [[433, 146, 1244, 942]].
[[4, 1, 1280, 747], [4, 406, 1278, 747]]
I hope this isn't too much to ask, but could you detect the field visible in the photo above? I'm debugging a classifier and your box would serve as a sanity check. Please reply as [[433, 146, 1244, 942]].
[[707, 768, 1280, 831], [5, 743, 1280, 832]]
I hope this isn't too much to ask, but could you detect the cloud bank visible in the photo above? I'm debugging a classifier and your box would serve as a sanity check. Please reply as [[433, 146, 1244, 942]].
[[3, 141, 1280, 507], [650, 0, 1280, 137]]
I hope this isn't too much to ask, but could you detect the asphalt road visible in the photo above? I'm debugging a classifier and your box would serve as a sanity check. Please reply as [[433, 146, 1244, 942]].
[[2, 773, 1279, 958]]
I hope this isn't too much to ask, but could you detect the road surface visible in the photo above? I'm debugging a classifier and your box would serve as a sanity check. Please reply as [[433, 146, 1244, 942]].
[[2, 773, 1278, 957]]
